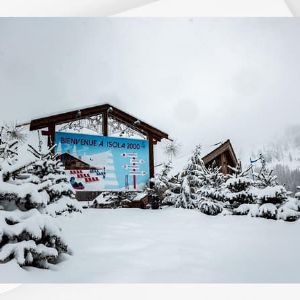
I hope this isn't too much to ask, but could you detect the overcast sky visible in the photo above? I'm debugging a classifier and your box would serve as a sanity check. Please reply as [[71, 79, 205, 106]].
[[0, 18, 299, 161]]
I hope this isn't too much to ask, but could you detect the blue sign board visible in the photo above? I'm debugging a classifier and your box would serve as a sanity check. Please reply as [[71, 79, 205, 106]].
[[55, 132, 149, 191]]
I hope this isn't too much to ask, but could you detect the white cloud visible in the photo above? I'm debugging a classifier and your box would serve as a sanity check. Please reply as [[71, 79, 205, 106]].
[[0, 18, 299, 159]]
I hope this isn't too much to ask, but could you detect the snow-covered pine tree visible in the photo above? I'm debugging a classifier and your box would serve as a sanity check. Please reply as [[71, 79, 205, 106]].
[[161, 173, 181, 206], [251, 155, 288, 219], [0, 209, 68, 268], [24, 144, 82, 216], [174, 145, 204, 209], [0, 125, 69, 268], [197, 162, 225, 215], [277, 186, 300, 222], [148, 160, 173, 209], [223, 164, 255, 214]]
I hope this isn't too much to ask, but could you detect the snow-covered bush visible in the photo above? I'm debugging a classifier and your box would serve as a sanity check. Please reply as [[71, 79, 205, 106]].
[[92, 191, 148, 209], [92, 192, 122, 208], [234, 203, 252, 215], [277, 196, 300, 222], [257, 203, 278, 219], [0, 209, 68, 268], [234, 195, 300, 221], [198, 198, 223, 216], [250, 185, 288, 206]]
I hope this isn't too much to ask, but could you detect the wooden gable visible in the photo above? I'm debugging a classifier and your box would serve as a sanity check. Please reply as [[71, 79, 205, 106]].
[[202, 140, 239, 175]]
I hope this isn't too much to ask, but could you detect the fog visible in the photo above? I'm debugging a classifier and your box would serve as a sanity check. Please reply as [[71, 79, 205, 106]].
[[0, 18, 299, 162]]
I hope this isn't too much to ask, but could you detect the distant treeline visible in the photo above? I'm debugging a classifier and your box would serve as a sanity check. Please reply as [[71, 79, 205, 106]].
[[273, 164, 300, 194]]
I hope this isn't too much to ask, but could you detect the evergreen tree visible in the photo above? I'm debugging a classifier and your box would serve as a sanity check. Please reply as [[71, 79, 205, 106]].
[[197, 162, 225, 215], [198, 162, 225, 201], [251, 155, 288, 219], [24, 145, 82, 216], [224, 164, 255, 213], [0, 126, 69, 268], [0, 209, 68, 268], [148, 160, 173, 209], [174, 145, 204, 209]]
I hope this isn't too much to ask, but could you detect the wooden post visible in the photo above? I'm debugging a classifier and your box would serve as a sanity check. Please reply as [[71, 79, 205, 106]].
[[102, 112, 108, 136], [148, 135, 154, 181], [148, 135, 158, 208], [48, 123, 56, 149]]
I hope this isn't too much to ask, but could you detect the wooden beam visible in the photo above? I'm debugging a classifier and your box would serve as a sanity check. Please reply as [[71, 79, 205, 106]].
[[110, 114, 161, 142], [220, 153, 228, 175], [102, 111, 108, 136], [30, 105, 109, 131], [110, 106, 168, 141], [41, 130, 49, 136], [29, 103, 169, 142]]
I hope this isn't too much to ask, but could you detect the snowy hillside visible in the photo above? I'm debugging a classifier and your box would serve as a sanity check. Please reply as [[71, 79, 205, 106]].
[[249, 126, 300, 193]]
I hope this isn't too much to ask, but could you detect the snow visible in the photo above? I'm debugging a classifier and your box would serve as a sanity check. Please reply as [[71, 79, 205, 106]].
[[0, 241, 58, 266], [250, 185, 286, 199], [278, 206, 300, 221], [93, 193, 117, 206], [258, 203, 277, 218], [45, 196, 82, 216], [234, 203, 253, 215], [132, 192, 147, 201], [0, 181, 47, 209], [0, 209, 63, 240], [1, 207, 300, 283], [225, 176, 253, 187], [277, 197, 300, 221]]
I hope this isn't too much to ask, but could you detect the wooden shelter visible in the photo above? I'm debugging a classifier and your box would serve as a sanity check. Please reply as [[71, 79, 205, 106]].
[[202, 139, 239, 175], [29, 103, 169, 181]]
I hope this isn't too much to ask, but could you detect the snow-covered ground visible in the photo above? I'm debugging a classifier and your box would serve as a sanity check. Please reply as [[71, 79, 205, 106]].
[[1, 208, 300, 283]]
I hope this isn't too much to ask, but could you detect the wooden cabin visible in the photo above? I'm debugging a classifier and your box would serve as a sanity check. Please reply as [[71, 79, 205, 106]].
[[57, 152, 91, 170], [202, 139, 239, 175]]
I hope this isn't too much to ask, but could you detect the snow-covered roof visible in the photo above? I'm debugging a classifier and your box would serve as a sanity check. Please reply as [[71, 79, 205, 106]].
[[202, 139, 238, 167]]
